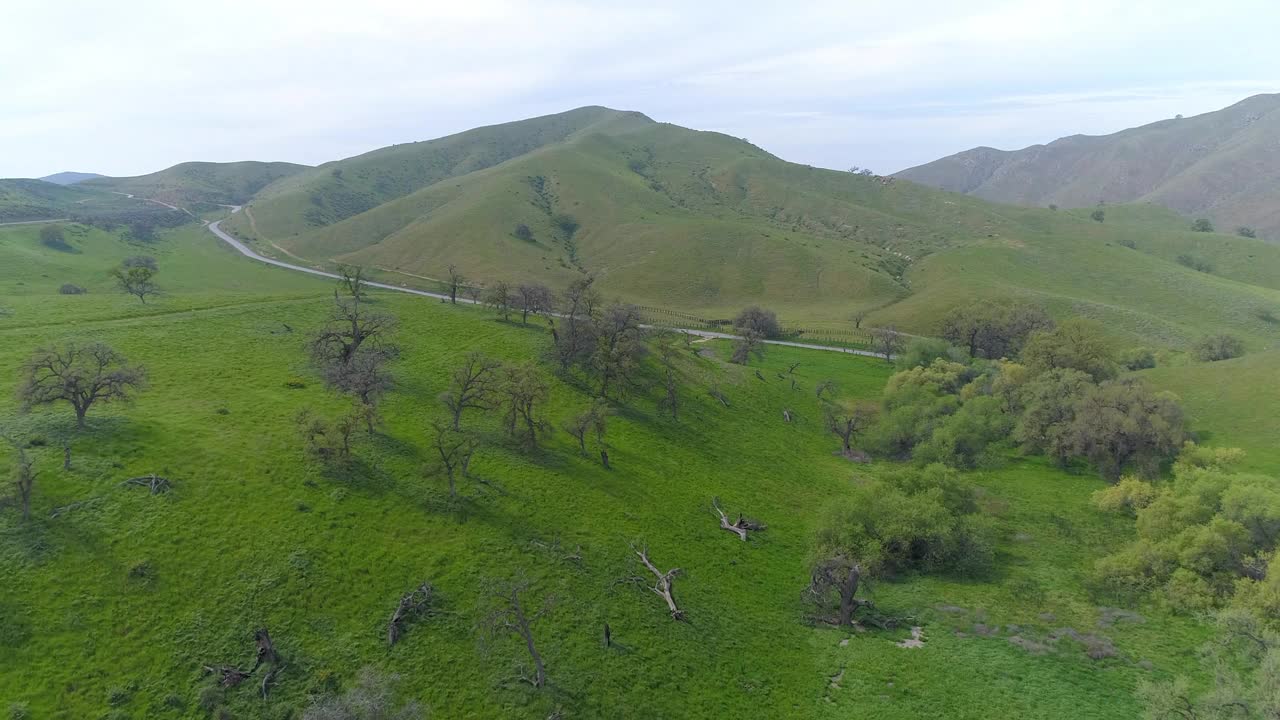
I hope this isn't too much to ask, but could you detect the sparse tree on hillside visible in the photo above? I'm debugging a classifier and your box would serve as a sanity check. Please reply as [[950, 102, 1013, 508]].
[[824, 401, 879, 457], [730, 328, 765, 365], [551, 277, 600, 369], [440, 352, 502, 430], [446, 264, 464, 304], [311, 283, 396, 368], [1066, 378, 1185, 480], [851, 309, 869, 330], [590, 303, 646, 399], [18, 342, 147, 429], [734, 306, 781, 339], [430, 420, 478, 499], [870, 325, 904, 362], [337, 264, 367, 300], [940, 302, 1053, 359], [485, 281, 514, 322], [514, 223, 534, 241], [1237, 226, 1257, 238], [500, 365, 551, 450], [8, 442, 36, 522], [1021, 318, 1117, 381], [1192, 333, 1245, 362], [1091, 209, 1106, 223], [1191, 218, 1214, 233], [516, 283, 554, 325], [111, 262, 159, 304], [297, 406, 363, 464], [39, 224, 72, 251], [480, 575, 551, 689], [564, 399, 609, 466], [325, 348, 394, 431], [655, 334, 682, 420]]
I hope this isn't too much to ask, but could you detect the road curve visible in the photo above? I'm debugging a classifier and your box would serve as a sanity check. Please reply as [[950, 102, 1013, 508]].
[[206, 209, 887, 359]]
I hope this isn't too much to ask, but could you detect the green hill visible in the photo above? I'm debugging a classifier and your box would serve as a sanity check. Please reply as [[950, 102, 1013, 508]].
[[84, 160, 310, 208], [0, 179, 93, 222], [896, 94, 1280, 240], [38, 172, 104, 186], [0, 220, 1215, 718]]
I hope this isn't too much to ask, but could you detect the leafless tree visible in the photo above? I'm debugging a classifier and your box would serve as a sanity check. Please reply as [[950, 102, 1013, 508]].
[[807, 556, 872, 627], [440, 352, 503, 430], [516, 283, 555, 325], [111, 262, 159, 303], [18, 342, 147, 429], [387, 582, 435, 647], [500, 365, 551, 450], [656, 340, 681, 420], [824, 401, 878, 457], [297, 407, 363, 463], [730, 328, 765, 365], [336, 264, 367, 301], [430, 420, 478, 499], [485, 281, 513, 321], [8, 441, 36, 522], [851, 309, 869, 330], [325, 348, 394, 431], [815, 379, 837, 402], [733, 306, 781, 338], [870, 325, 904, 362], [591, 303, 646, 399], [481, 575, 550, 688], [311, 283, 396, 369], [550, 277, 600, 369], [446, 264, 464, 304], [564, 399, 609, 466]]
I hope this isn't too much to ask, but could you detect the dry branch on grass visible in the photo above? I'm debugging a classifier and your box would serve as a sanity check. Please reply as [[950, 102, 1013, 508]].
[[632, 544, 684, 620], [387, 582, 435, 647], [711, 498, 766, 541], [120, 473, 171, 494]]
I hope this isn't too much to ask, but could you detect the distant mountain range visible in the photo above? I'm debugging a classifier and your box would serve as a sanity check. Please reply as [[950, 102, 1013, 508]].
[[5, 102, 1280, 351], [39, 171, 104, 185], [897, 93, 1280, 239]]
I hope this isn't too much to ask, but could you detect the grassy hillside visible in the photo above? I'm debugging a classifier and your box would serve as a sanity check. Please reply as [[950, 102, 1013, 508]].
[[38, 172, 105, 186], [85, 161, 311, 209], [0, 220, 1215, 719], [897, 94, 1280, 240], [0, 179, 95, 222]]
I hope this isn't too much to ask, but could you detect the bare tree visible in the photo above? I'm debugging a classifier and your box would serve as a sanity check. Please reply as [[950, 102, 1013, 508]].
[[550, 277, 600, 369], [481, 576, 550, 688], [430, 420, 478, 499], [730, 329, 765, 365], [591, 303, 646, 399], [516, 283, 555, 325], [870, 325, 904, 362], [807, 556, 872, 627], [440, 352, 503, 430], [325, 348, 394, 431], [7, 441, 36, 522], [18, 342, 147, 429], [633, 544, 684, 620], [387, 582, 435, 647], [446, 264, 464, 304], [500, 365, 551, 449], [485, 281, 513, 322], [851, 309, 869, 330], [336, 264, 367, 301], [110, 262, 159, 304], [815, 379, 837, 402], [311, 284, 396, 369], [564, 399, 609, 466], [297, 407, 362, 463], [656, 337, 681, 420], [823, 401, 878, 457]]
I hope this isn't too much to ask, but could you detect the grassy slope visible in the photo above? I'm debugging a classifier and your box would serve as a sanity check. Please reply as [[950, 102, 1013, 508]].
[[0, 220, 1211, 719], [0, 180, 103, 223], [896, 93, 1280, 240], [84, 161, 311, 208]]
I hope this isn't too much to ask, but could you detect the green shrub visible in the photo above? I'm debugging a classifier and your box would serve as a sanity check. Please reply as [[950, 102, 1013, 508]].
[[1118, 347, 1156, 370], [1192, 334, 1244, 362], [1191, 218, 1214, 233]]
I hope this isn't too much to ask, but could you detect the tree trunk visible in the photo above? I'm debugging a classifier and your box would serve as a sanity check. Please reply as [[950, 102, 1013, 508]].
[[511, 590, 546, 688], [75, 406, 87, 429], [838, 564, 862, 627], [600, 449, 610, 469], [63, 444, 71, 470]]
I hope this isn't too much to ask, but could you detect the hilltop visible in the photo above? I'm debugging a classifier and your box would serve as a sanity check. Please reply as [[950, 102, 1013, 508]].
[[38, 171, 104, 185], [84, 160, 310, 209], [896, 94, 1280, 239]]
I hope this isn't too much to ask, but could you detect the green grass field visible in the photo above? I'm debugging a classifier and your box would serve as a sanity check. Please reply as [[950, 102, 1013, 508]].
[[0, 219, 1227, 719]]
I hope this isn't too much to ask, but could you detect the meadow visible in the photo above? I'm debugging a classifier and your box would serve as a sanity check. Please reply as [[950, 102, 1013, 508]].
[[0, 218, 1233, 718]]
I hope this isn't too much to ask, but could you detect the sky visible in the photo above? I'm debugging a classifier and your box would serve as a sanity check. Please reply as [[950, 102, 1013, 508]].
[[3, 0, 1279, 179]]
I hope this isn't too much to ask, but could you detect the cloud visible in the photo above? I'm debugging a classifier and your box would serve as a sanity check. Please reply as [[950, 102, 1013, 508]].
[[1, 0, 1278, 177]]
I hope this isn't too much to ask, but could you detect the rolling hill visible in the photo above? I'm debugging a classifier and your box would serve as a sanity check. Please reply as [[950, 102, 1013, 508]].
[[38, 171, 104, 185], [896, 93, 1280, 240], [83, 160, 310, 209]]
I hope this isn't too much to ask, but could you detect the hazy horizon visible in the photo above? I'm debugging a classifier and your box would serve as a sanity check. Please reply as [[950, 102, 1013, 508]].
[[4, 0, 1279, 179]]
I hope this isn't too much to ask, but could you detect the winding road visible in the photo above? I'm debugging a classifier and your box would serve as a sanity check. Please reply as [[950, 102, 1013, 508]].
[[206, 207, 887, 359]]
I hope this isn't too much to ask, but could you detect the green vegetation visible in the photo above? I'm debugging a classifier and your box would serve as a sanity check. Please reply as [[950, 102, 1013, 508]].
[[0, 218, 1228, 718], [84, 161, 310, 210]]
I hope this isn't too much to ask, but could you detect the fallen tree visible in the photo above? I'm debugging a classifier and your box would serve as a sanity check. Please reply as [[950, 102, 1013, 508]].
[[633, 544, 684, 620], [387, 582, 435, 647], [711, 498, 766, 541]]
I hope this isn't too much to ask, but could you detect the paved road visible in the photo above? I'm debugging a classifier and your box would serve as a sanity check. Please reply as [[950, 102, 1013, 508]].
[[206, 208, 887, 359], [0, 218, 70, 227]]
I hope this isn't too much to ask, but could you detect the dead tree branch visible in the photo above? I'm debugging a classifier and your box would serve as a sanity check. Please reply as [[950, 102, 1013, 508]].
[[633, 544, 684, 620], [711, 497, 766, 541], [387, 581, 435, 646], [121, 474, 171, 494]]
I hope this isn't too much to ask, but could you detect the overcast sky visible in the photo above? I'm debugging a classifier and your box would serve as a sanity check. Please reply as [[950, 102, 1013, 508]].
[[4, 0, 1279, 179]]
